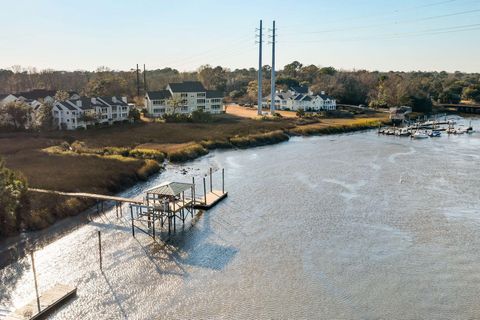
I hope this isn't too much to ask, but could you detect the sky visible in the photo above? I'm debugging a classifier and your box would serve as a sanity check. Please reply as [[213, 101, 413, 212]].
[[1, 0, 479, 73]]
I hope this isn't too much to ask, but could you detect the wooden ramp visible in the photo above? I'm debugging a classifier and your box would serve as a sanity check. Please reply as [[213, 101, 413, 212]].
[[194, 190, 228, 210], [6, 284, 76, 320]]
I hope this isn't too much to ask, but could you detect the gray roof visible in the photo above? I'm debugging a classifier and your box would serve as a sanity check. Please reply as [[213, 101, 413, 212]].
[[290, 86, 309, 94], [57, 101, 77, 111], [206, 90, 223, 99], [147, 90, 171, 100], [168, 81, 206, 93], [318, 94, 334, 100], [146, 181, 193, 196], [98, 96, 128, 106]]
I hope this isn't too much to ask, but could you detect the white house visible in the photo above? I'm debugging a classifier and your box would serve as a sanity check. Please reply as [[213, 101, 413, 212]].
[[52, 96, 130, 130], [145, 81, 224, 118], [263, 86, 336, 112]]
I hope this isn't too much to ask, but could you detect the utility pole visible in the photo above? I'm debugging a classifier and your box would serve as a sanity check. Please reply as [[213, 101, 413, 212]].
[[270, 20, 276, 115], [256, 20, 263, 115], [136, 64, 140, 97], [143, 64, 147, 93]]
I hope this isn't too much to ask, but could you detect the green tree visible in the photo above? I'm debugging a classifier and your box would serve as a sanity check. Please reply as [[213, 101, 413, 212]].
[[167, 96, 184, 114], [128, 108, 141, 122], [35, 101, 54, 131], [198, 65, 227, 92], [84, 74, 129, 97], [1, 101, 31, 129], [0, 158, 28, 237], [283, 61, 303, 78]]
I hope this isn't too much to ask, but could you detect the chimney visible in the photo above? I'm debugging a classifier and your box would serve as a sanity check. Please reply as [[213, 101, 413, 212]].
[[112, 96, 117, 103], [321, 91, 325, 95], [121, 96, 128, 104], [91, 97, 97, 104], [76, 100, 82, 107]]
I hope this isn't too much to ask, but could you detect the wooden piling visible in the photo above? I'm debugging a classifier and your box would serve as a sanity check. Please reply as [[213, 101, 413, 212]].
[[203, 177, 207, 204], [30, 251, 41, 314], [98, 231, 102, 271], [210, 168, 213, 192], [130, 205, 135, 237], [222, 168, 225, 194]]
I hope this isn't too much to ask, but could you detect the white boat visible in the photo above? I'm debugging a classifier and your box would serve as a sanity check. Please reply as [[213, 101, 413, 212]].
[[396, 128, 410, 136], [412, 131, 429, 139]]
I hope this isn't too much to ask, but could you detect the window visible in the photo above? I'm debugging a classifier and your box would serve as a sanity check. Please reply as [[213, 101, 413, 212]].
[[153, 108, 165, 113], [198, 106, 205, 111], [212, 105, 221, 110], [197, 99, 205, 104], [197, 92, 206, 97], [181, 106, 189, 111], [180, 93, 188, 98], [181, 99, 187, 104]]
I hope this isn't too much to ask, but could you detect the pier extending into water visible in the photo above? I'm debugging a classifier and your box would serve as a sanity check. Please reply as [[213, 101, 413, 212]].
[[129, 168, 228, 239], [28, 168, 228, 241]]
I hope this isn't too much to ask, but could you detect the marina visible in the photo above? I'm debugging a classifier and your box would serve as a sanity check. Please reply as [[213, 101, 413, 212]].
[[378, 115, 475, 138]]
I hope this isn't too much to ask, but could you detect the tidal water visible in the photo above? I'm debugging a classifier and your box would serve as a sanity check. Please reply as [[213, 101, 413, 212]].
[[1, 117, 480, 319]]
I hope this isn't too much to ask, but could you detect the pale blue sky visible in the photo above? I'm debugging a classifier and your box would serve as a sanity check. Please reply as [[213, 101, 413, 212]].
[[1, 0, 479, 72]]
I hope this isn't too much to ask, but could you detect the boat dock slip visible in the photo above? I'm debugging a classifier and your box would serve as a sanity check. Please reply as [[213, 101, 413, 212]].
[[5, 284, 76, 320]]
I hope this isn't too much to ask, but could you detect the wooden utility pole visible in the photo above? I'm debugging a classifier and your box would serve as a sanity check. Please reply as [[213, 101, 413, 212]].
[[136, 64, 140, 97], [143, 64, 147, 93]]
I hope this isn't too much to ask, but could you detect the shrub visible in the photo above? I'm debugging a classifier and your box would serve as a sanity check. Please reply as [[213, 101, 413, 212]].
[[191, 110, 213, 123], [296, 109, 305, 117], [0, 158, 29, 236]]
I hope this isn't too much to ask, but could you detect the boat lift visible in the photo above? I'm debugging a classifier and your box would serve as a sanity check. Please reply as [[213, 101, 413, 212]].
[[129, 168, 228, 240]]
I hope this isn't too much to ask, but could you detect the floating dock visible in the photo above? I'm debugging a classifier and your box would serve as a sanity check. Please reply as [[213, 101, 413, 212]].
[[194, 190, 228, 210], [6, 284, 76, 320]]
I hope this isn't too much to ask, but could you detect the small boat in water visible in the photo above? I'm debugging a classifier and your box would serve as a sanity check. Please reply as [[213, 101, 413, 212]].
[[396, 128, 411, 136], [428, 130, 441, 137], [412, 131, 429, 139]]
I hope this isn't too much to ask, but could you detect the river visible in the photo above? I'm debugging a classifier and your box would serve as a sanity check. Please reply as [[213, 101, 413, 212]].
[[1, 117, 480, 319]]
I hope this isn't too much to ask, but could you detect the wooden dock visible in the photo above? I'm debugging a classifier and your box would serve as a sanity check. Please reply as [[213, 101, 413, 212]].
[[28, 188, 143, 204], [5, 284, 76, 320], [194, 190, 228, 210]]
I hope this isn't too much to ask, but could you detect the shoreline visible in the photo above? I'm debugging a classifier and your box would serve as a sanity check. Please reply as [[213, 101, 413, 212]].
[[0, 118, 385, 268]]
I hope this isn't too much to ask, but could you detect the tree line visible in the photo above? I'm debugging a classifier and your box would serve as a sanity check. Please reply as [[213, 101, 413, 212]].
[[1, 63, 480, 112]]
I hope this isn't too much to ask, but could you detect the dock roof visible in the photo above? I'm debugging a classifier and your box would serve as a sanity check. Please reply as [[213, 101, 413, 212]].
[[146, 181, 193, 196]]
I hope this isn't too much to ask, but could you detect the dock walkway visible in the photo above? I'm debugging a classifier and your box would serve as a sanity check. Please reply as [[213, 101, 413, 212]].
[[28, 188, 143, 204], [5, 284, 76, 320]]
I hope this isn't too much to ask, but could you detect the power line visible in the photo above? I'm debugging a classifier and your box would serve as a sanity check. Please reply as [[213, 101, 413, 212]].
[[280, 0, 463, 30], [280, 8, 480, 37], [282, 23, 480, 44]]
